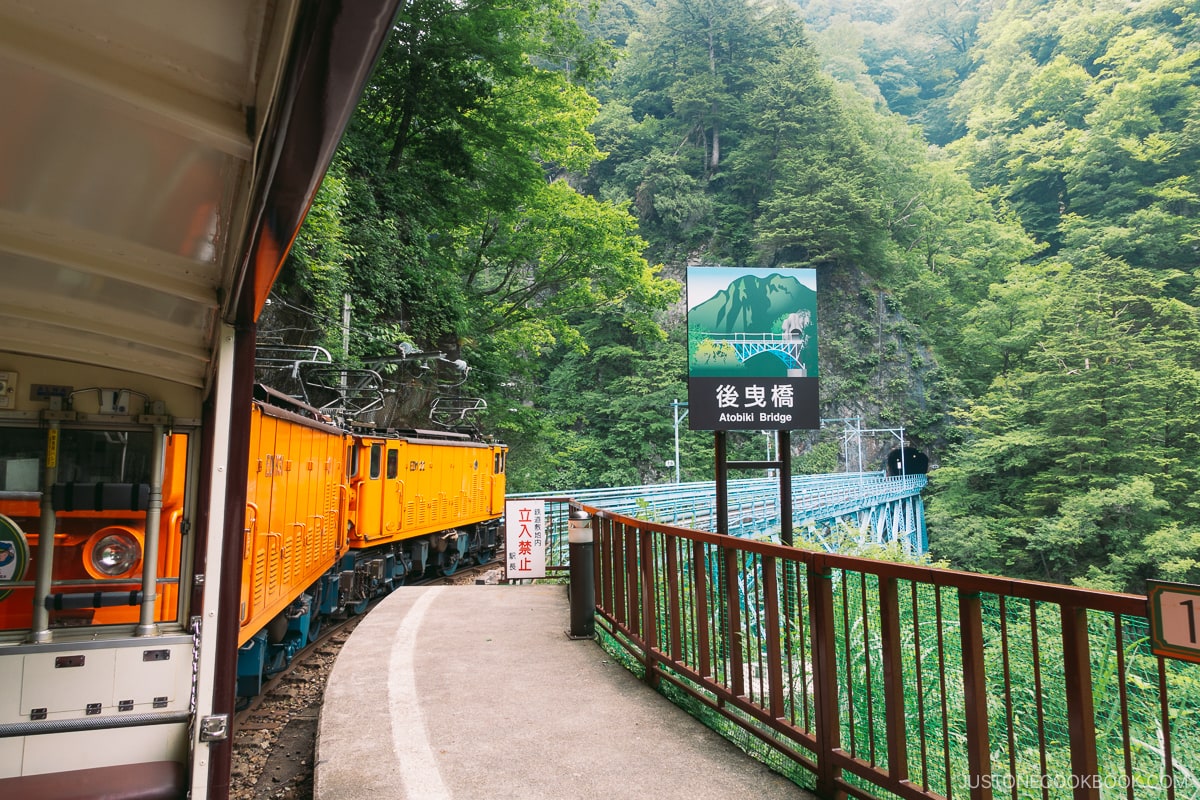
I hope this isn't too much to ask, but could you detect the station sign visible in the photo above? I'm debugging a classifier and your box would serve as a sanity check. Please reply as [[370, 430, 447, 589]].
[[1147, 580, 1200, 664], [686, 266, 819, 431], [504, 499, 546, 581]]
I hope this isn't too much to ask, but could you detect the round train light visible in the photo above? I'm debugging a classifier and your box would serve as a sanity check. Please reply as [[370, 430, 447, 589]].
[[95, 534, 138, 574], [85, 526, 143, 579]]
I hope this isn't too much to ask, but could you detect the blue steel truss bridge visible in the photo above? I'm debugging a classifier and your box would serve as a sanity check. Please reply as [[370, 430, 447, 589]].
[[511, 470, 927, 557]]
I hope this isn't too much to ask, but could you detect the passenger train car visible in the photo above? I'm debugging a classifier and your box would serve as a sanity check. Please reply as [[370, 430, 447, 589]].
[[0, 2, 410, 798]]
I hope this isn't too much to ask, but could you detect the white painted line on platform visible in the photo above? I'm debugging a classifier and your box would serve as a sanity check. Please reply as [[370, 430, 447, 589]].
[[388, 586, 451, 800]]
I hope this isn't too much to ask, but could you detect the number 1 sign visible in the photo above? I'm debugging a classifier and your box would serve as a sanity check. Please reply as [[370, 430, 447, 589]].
[[1148, 580, 1200, 664]]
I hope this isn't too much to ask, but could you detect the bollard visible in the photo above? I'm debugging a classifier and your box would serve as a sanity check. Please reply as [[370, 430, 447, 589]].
[[567, 507, 595, 639]]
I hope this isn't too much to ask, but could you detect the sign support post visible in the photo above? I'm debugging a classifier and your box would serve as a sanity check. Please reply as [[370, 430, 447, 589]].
[[713, 430, 794, 545]]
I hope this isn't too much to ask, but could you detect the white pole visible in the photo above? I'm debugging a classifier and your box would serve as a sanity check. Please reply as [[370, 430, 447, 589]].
[[340, 293, 351, 399], [671, 400, 688, 483], [674, 399, 681, 483]]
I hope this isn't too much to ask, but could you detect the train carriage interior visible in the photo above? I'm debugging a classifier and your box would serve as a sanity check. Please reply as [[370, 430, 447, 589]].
[[0, 1, 402, 798]]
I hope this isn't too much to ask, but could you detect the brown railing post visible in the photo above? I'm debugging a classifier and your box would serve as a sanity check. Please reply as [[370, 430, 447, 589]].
[[724, 545, 745, 698], [809, 561, 844, 799], [666, 535, 682, 664], [879, 576, 909, 782], [624, 523, 640, 638], [959, 590, 993, 800], [763, 555, 784, 719], [1061, 605, 1100, 800], [612, 523, 627, 627], [593, 514, 606, 615], [693, 539, 711, 679], [641, 526, 659, 687], [1157, 657, 1177, 800]]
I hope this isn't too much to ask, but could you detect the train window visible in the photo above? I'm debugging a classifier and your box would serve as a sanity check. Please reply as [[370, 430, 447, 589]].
[[494, 451, 506, 474], [387, 448, 399, 480], [347, 444, 359, 478], [0, 428, 43, 491], [0, 425, 190, 637], [369, 443, 382, 480]]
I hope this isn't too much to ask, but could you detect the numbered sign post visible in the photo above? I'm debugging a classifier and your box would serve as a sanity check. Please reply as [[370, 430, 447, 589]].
[[1147, 580, 1200, 664]]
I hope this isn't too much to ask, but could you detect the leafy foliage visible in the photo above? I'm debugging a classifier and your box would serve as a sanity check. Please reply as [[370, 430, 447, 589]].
[[922, 0, 1200, 593], [929, 255, 1200, 591], [274, 0, 1200, 601], [273, 0, 676, 427]]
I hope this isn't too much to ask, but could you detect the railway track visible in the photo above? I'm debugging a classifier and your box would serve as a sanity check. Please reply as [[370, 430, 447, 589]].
[[230, 561, 504, 799]]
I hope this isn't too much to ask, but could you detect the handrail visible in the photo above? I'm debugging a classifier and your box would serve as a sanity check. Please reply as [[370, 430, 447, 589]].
[[584, 503, 1145, 614], [336, 484, 350, 553], [572, 499, 1191, 800], [243, 502, 258, 560]]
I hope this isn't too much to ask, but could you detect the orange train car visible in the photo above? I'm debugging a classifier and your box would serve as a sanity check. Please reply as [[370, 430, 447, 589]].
[[346, 426, 507, 574], [238, 388, 347, 653], [0, 385, 506, 699], [235, 386, 506, 695]]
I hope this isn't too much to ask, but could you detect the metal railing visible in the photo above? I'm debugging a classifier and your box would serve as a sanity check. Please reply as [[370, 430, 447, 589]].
[[569, 501, 1197, 800]]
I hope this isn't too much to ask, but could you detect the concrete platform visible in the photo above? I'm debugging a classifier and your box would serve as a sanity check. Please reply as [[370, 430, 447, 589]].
[[316, 584, 815, 800]]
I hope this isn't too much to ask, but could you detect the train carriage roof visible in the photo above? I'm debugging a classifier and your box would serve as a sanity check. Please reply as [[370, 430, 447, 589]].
[[0, 0, 398, 391]]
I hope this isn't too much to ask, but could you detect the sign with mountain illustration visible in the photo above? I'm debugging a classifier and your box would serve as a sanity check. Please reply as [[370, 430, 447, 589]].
[[687, 266, 818, 431]]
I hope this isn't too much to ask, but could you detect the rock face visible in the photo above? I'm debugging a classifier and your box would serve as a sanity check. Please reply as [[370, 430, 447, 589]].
[[812, 262, 954, 466]]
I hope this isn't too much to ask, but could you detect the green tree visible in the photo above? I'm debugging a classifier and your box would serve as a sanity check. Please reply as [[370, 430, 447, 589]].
[[746, 48, 886, 269], [928, 255, 1200, 591], [273, 0, 677, 440], [460, 178, 679, 380], [948, 0, 1200, 267]]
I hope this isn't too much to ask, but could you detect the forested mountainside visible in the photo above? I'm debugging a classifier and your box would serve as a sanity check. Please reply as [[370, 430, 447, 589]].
[[266, 0, 1200, 593]]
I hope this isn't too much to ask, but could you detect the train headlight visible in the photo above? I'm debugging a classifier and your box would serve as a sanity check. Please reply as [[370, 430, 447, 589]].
[[85, 527, 143, 578]]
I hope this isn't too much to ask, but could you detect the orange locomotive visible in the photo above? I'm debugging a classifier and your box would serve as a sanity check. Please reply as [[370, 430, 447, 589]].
[[236, 386, 506, 694]]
